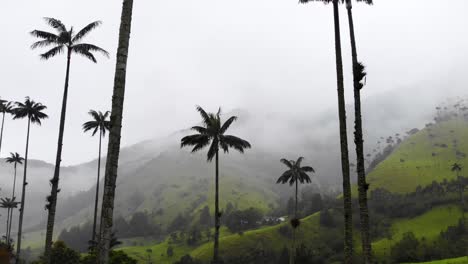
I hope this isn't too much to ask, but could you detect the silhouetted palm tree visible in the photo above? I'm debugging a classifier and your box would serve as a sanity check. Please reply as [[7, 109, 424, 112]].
[[97, 1, 134, 263], [12, 97, 48, 263], [31, 17, 109, 262], [345, 0, 373, 262], [181, 106, 251, 264], [5, 152, 24, 244], [0, 100, 14, 156], [299, 0, 353, 261], [277, 157, 314, 264], [0, 197, 20, 245], [452, 163, 462, 176], [451, 163, 465, 210], [83, 110, 110, 244]]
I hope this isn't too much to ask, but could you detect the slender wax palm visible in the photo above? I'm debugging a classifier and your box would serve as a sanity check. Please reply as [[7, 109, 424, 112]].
[[98, 1, 134, 263], [181, 106, 251, 264], [5, 153, 24, 244], [345, 0, 373, 262], [451, 163, 465, 209], [12, 97, 48, 263], [83, 110, 110, 245], [277, 157, 314, 264], [299, 0, 353, 262], [0, 197, 20, 245], [30, 17, 109, 262], [0, 100, 14, 156]]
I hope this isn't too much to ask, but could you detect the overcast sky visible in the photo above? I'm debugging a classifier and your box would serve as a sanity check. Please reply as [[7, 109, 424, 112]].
[[0, 0, 467, 165]]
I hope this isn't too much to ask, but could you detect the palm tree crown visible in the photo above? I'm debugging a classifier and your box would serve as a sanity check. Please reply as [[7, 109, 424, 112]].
[[452, 163, 462, 172], [13, 97, 48, 124], [31, 17, 109, 62], [83, 110, 111, 136], [181, 106, 251, 160], [277, 157, 315, 186], [0, 100, 13, 115], [0, 197, 20, 210], [6, 152, 24, 165]]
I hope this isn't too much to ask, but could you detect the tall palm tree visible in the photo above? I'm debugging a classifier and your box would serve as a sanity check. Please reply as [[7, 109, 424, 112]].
[[12, 97, 48, 263], [451, 163, 465, 210], [30, 17, 109, 262], [181, 106, 251, 264], [82, 110, 110, 244], [97, 1, 134, 263], [5, 152, 24, 244], [0, 197, 20, 245], [0, 100, 14, 156], [299, 0, 353, 262], [452, 163, 462, 176], [276, 157, 314, 264], [345, 0, 373, 262]]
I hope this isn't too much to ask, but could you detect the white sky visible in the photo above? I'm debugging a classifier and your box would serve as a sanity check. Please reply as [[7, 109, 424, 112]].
[[0, 0, 467, 165]]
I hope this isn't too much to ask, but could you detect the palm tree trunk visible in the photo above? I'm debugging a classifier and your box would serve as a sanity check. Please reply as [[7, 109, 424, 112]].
[[44, 48, 72, 263], [346, 1, 372, 263], [97, 1, 134, 263], [6, 208, 10, 244], [92, 132, 103, 243], [0, 112, 5, 155], [16, 118, 31, 264], [332, 1, 353, 263], [7, 163, 18, 244], [213, 149, 220, 264]]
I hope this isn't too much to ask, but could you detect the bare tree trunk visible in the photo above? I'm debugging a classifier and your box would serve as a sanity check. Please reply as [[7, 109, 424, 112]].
[[332, 1, 353, 263], [92, 132, 103, 243], [16, 118, 31, 264], [97, 1, 134, 263], [44, 49, 72, 264], [7, 163, 18, 244], [346, 1, 372, 263], [6, 208, 10, 244], [0, 112, 5, 156], [213, 149, 220, 264]]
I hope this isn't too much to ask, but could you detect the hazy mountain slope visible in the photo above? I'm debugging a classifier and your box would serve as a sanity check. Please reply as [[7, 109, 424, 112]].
[[117, 117, 468, 264], [367, 120, 468, 193]]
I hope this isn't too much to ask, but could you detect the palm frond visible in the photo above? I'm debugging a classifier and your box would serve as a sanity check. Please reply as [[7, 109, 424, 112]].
[[72, 21, 103, 42], [196, 106, 212, 127], [191, 136, 211, 153], [40, 45, 65, 60], [219, 135, 251, 153], [73, 47, 96, 63], [301, 166, 315, 173], [280, 158, 293, 169], [296, 157, 304, 167], [43, 17, 67, 33], [72, 43, 109, 58], [276, 170, 292, 184], [220, 116, 238, 135], [181, 134, 208, 149], [191, 126, 208, 134], [83, 120, 99, 134], [31, 39, 57, 49], [30, 30, 59, 42]]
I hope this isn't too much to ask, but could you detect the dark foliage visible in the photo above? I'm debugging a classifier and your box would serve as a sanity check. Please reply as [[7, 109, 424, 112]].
[[224, 207, 263, 233]]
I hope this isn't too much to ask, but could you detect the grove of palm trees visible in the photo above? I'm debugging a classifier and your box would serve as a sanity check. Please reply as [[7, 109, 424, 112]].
[[0, 0, 467, 264]]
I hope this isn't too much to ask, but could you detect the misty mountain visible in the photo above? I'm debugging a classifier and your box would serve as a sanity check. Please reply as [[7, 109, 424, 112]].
[[0, 87, 442, 238]]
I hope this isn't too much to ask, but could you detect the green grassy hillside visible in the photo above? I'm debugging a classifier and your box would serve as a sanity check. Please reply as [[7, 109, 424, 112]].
[[372, 205, 463, 258], [367, 120, 468, 193], [407, 256, 468, 264], [121, 213, 330, 264]]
